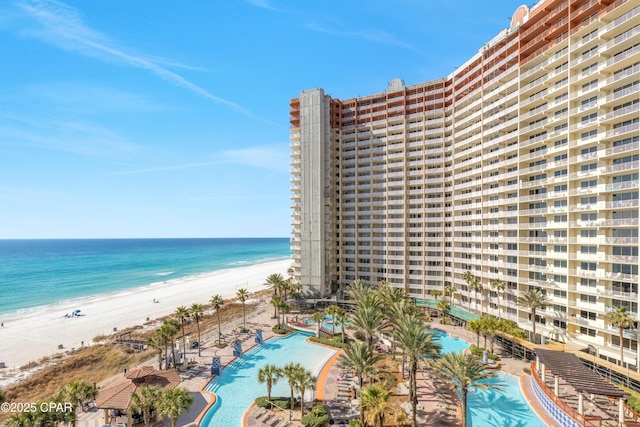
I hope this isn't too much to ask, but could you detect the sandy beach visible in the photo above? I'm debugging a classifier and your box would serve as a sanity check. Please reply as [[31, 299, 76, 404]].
[[0, 258, 291, 372]]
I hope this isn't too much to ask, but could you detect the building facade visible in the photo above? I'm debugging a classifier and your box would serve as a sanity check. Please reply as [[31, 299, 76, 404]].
[[290, 0, 640, 367]]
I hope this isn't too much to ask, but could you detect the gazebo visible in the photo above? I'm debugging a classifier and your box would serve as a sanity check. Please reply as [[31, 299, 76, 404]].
[[535, 349, 629, 425], [95, 366, 181, 426]]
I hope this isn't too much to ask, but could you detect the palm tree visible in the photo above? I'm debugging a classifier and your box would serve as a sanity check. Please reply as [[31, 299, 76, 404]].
[[148, 331, 165, 370], [236, 288, 249, 329], [394, 314, 441, 427], [175, 306, 190, 361], [431, 289, 443, 300], [490, 278, 506, 320], [468, 276, 483, 314], [462, 270, 474, 309], [129, 385, 162, 427], [282, 362, 303, 411], [271, 295, 285, 325], [293, 368, 317, 418], [483, 316, 500, 354], [360, 384, 393, 427], [161, 319, 180, 369], [266, 273, 285, 317], [190, 303, 204, 356], [157, 388, 194, 427], [438, 352, 501, 427], [467, 318, 483, 348], [351, 305, 384, 346], [175, 305, 191, 360], [311, 311, 325, 337], [341, 342, 383, 388], [347, 278, 374, 304], [54, 380, 98, 427], [516, 288, 550, 344], [325, 304, 342, 335], [280, 302, 291, 328], [436, 300, 450, 318], [335, 310, 349, 343], [606, 305, 636, 366], [257, 364, 282, 404], [210, 294, 224, 344], [444, 284, 456, 304], [0, 387, 4, 403]]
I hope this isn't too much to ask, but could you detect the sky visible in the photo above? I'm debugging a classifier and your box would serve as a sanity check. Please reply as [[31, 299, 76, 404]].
[[0, 0, 527, 239]]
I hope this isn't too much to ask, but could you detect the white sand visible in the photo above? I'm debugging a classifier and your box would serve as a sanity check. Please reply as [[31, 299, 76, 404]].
[[0, 259, 291, 372]]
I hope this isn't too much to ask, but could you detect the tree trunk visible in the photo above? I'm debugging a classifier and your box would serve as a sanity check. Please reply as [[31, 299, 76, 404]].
[[620, 327, 624, 366], [532, 309, 537, 344], [461, 390, 468, 427], [217, 311, 222, 343], [196, 319, 202, 357], [411, 361, 418, 427]]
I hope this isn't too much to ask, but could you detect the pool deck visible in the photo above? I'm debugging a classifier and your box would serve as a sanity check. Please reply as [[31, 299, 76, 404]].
[[75, 306, 567, 427], [435, 320, 564, 427]]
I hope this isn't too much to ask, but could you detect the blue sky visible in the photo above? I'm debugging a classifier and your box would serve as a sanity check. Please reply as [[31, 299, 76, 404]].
[[0, 0, 525, 239]]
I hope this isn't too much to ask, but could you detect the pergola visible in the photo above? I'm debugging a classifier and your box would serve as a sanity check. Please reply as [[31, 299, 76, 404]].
[[95, 366, 181, 426], [535, 349, 628, 424]]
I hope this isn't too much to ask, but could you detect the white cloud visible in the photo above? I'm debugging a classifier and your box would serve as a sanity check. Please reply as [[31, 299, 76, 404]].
[[14, 0, 256, 117], [305, 22, 426, 56]]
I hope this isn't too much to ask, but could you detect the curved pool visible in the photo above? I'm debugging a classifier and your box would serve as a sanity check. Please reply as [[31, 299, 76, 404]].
[[468, 371, 546, 427], [433, 329, 546, 426], [201, 332, 336, 427]]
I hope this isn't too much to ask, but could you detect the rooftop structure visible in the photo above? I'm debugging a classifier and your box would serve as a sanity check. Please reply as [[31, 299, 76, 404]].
[[290, 0, 640, 368]]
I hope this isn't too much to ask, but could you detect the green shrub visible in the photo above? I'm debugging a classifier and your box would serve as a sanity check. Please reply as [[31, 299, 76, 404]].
[[308, 336, 348, 349], [469, 345, 499, 361], [272, 325, 292, 335], [301, 412, 329, 427], [310, 405, 327, 416], [440, 317, 452, 325], [255, 396, 269, 408], [254, 396, 294, 409]]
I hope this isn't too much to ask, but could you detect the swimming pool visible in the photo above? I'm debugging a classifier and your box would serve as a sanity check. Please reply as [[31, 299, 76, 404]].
[[468, 372, 546, 427], [431, 329, 470, 354], [304, 314, 347, 332], [433, 330, 546, 426], [201, 332, 336, 427]]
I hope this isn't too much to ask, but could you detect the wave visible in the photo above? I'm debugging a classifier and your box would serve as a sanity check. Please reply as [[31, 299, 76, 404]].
[[155, 271, 174, 276]]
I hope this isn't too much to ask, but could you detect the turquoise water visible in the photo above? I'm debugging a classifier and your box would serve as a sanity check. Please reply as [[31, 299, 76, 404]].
[[432, 329, 470, 354], [433, 330, 545, 426], [468, 372, 546, 427], [202, 332, 336, 427], [0, 238, 290, 316], [304, 314, 348, 332]]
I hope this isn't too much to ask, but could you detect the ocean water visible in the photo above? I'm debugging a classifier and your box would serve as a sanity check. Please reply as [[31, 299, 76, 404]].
[[0, 238, 290, 317]]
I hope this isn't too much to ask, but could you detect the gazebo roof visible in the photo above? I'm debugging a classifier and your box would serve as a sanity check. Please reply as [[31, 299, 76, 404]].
[[536, 349, 627, 398], [96, 366, 181, 410]]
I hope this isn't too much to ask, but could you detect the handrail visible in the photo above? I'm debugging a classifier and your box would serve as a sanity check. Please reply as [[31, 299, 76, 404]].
[[530, 362, 602, 427], [265, 399, 293, 421]]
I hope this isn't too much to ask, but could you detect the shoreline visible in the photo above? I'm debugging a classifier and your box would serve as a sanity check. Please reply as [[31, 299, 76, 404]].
[[0, 255, 290, 320], [0, 258, 291, 372]]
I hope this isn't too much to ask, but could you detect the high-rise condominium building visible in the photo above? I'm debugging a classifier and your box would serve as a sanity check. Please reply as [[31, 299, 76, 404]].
[[290, 0, 639, 367]]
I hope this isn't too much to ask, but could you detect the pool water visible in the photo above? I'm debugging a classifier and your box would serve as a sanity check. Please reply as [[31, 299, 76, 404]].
[[432, 330, 546, 426], [201, 332, 336, 427], [468, 372, 546, 427], [304, 314, 347, 332], [431, 329, 470, 354]]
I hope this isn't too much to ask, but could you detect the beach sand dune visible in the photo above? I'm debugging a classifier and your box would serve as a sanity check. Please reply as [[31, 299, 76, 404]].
[[0, 259, 291, 371]]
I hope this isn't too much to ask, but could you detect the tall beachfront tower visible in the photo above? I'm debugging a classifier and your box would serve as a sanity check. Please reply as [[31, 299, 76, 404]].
[[290, 0, 639, 367]]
